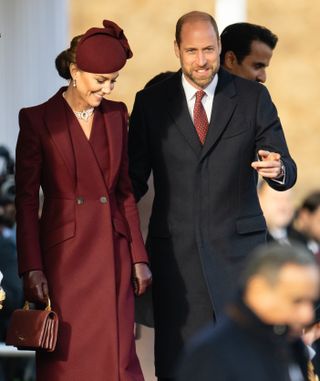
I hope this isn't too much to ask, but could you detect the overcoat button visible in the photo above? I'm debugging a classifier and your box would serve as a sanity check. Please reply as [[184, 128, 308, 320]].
[[76, 196, 84, 205], [100, 196, 108, 204]]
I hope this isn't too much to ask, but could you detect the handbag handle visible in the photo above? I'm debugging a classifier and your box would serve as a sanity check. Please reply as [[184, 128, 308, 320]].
[[23, 297, 52, 312]]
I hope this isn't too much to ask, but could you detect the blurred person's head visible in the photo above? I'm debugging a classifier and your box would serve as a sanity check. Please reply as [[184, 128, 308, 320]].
[[240, 243, 320, 337], [0, 145, 14, 183], [0, 197, 16, 228], [55, 19, 133, 109], [220, 22, 278, 83], [258, 180, 295, 232], [294, 191, 320, 243], [174, 11, 221, 90]]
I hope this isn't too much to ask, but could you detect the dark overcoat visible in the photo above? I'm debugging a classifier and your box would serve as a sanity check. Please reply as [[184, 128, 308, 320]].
[[15, 88, 148, 381], [177, 299, 309, 381], [128, 68, 297, 377]]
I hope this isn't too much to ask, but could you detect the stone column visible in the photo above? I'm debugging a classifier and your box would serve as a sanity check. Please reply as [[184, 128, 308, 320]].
[[215, 0, 247, 31], [0, 0, 68, 155]]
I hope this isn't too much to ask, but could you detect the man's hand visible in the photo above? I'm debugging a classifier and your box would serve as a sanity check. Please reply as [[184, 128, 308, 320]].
[[251, 150, 284, 179], [23, 270, 49, 303], [132, 263, 152, 296]]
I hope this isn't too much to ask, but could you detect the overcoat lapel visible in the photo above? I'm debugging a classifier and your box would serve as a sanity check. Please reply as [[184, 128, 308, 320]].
[[200, 69, 238, 161], [165, 70, 238, 160], [44, 88, 76, 182], [166, 72, 202, 156]]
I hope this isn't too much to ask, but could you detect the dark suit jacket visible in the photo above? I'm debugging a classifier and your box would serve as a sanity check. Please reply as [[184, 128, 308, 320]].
[[129, 68, 297, 377], [177, 298, 309, 381]]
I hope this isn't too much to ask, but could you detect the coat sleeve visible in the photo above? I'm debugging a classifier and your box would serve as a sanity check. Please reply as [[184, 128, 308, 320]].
[[128, 92, 152, 202], [255, 85, 297, 191], [115, 103, 149, 264], [15, 108, 43, 275]]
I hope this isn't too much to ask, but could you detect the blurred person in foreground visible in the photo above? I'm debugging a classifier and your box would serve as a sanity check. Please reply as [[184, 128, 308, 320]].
[[220, 22, 278, 83], [129, 10, 296, 380], [15, 20, 151, 381], [0, 271, 4, 309], [177, 243, 320, 381], [302, 304, 320, 380], [0, 220, 27, 381]]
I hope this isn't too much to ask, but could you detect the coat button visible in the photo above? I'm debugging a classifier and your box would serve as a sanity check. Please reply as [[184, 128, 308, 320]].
[[100, 196, 108, 204], [76, 196, 84, 205]]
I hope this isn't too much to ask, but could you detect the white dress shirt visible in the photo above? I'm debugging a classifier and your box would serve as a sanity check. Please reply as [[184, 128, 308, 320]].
[[181, 73, 218, 123]]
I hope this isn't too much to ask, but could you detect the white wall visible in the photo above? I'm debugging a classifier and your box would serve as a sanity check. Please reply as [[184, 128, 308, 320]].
[[0, 0, 68, 156]]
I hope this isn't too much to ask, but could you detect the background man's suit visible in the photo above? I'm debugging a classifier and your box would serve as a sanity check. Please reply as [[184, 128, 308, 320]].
[[128, 68, 297, 377]]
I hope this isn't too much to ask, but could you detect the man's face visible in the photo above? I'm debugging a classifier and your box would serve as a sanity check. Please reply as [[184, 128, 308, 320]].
[[248, 264, 320, 336], [300, 207, 320, 242], [174, 20, 221, 89], [225, 40, 273, 83]]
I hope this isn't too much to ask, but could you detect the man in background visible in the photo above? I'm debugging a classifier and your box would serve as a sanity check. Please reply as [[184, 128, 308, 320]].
[[288, 191, 320, 258], [177, 243, 320, 381], [220, 22, 278, 83], [258, 180, 295, 244]]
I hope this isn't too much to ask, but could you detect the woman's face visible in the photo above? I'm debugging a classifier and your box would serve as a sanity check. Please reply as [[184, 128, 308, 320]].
[[74, 70, 119, 108]]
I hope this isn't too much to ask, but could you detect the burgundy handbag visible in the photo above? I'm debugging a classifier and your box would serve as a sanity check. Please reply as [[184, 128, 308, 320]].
[[6, 298, 59, 352]]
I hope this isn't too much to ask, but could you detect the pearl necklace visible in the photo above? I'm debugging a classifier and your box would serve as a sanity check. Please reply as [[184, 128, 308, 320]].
[[62, 92, 94, 121]]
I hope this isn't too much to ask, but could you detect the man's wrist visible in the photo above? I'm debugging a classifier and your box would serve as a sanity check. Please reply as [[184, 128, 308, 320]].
[[275, 160, 285, 180]]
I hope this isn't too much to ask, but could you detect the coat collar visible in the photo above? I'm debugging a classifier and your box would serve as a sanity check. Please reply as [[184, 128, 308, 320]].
[[44, 87, 76, 182], [44, 87, 123, 188], [99, 99, 123, 187], [165, 68, 238, 160]]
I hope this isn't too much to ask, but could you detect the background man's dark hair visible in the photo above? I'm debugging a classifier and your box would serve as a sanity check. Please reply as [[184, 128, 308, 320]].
[[300, 191, 320, 213], [220, 22, 278, 64], [239, 242, 316, 289]]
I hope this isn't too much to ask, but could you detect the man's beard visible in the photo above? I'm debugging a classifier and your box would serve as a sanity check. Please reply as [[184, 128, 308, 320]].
[[185, 66, 217, 89]]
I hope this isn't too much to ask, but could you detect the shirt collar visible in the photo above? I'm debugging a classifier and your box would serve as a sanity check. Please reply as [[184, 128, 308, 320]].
[[181, 73, 218, 101]]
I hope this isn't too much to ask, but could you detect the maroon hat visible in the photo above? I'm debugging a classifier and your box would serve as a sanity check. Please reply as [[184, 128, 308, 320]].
[[76, 19, 133, 73]]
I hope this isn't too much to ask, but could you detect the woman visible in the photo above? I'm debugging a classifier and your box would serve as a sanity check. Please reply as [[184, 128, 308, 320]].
[[15, 20, 151, 381]]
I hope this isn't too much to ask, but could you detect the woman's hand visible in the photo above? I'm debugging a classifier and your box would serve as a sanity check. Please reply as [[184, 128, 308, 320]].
[[132, 263, 152, 296], [23, 270, 49, 303]]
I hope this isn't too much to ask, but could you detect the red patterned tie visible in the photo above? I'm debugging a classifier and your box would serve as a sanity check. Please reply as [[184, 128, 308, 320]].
[[193, 90, 209, 144]]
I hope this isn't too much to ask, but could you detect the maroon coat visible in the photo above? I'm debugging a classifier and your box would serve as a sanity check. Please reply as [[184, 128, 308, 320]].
[[15, 88, 148, 381]]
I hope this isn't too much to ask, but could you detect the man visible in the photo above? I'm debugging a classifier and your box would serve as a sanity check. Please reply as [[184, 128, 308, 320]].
[[288, 191, 320, 257], [258, 180, 295, 243], [177, 243, 320, 381], [129, 11, 297, 380], [220, 22, 278, 83]]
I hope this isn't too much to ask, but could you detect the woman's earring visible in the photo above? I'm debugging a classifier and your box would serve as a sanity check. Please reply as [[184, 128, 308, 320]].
[[73, 79, 77, 88]]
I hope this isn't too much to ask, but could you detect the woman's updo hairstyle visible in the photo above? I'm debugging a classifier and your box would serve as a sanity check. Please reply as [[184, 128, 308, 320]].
[[55, 35, 83, 80]]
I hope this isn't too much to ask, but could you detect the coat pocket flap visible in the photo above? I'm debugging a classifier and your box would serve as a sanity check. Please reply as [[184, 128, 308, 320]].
[[41, 221, 75, 250], [236, 215, 266, 235]]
